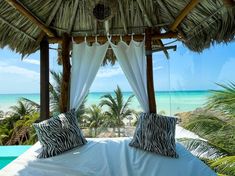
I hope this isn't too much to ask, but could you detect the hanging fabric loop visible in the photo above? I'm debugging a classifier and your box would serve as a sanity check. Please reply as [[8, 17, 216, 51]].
[[72, 37, 75, 44], [95, 36, 98, 43]]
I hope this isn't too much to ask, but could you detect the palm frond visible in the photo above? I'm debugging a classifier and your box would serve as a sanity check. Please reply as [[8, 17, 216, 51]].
[[178, 138, 227, 160], [206, 82, 235, 118], [210, 156, 235, 176], [121, 94, 134, 114], [20, 97, 40, 109]]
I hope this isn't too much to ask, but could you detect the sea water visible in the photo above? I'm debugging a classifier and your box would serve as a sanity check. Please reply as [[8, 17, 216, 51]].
[[0, 91, 211, 115]]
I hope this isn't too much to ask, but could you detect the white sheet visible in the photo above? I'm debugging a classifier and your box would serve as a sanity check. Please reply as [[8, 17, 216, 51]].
[[0, 138, 216, 176], [70, 42, 109, 110], [109, 39, 149, 112]]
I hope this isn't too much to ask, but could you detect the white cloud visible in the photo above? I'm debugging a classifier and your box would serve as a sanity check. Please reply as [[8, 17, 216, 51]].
[[97, 66, 123, 78], [0, 65, 39, 80], [22, 59, 40, 65]]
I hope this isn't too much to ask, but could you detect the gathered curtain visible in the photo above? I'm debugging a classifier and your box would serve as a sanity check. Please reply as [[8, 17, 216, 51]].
[[109, 38, 149, 112], [70, 41, 109, 110]]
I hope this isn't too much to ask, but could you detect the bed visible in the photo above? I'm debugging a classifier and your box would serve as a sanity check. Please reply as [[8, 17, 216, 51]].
[[0, 137, 216, 176]]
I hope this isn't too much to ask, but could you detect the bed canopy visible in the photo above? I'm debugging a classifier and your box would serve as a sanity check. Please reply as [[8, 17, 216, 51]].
[[0, 0, 234, 120]]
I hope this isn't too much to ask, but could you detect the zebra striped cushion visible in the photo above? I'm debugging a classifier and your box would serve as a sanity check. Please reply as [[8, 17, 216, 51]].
[[33, 109, 87, 158], [129, 113, 178, 158]]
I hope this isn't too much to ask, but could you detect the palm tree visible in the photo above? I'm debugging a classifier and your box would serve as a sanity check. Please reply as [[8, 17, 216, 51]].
[[10, 100, 36, 120], [207, 82, 235, 119], [85, 105, 105, 136], [22, 71, 87, 121], [49, 70, 62, 113], [100, 86, 134, 137]]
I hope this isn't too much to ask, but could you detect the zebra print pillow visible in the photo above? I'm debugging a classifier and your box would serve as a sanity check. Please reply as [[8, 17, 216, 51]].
[[129, 113, 178, 158], [33, 109, 87, 158]]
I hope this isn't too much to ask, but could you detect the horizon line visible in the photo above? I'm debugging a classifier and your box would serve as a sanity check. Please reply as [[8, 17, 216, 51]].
[[0, 89, 219, 95]]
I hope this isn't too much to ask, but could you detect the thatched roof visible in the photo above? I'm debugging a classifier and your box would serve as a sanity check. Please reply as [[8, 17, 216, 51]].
[[0, 0, 234, 58]]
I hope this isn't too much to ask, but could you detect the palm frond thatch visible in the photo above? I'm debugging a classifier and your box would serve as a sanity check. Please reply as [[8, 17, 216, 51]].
[[0, 0, 234, 61]]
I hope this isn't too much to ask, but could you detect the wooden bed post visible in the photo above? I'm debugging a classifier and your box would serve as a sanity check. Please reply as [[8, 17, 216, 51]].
[[145, 28, 157, 113], [60, 33, 71, 113], [40, 38, 50, 120]]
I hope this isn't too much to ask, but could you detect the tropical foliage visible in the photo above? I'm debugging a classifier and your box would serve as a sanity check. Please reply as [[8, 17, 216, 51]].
[[49, 70, 62, 113], [0, 74, 135, 143], [178, 82, 235, 175], [207, 82, 235, 121], [0, 100, 39, 145], [100, 86, 134, 137], [85, 105, 106, 136]]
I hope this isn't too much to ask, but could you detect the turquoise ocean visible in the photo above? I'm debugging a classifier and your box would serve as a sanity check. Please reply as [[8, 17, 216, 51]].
[[0, 91, 211, 115]]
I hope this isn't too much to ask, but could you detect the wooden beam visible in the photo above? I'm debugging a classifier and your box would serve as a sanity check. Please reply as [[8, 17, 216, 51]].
[[145, 28, 156, 113], [223, 0, 235, 7], [0, 16, 35, 41], [5, 0, 55, 37], [60, 33, 71, 113], [35, 0, 63, 47], [156, 39, 169, 59], [118, 0, 127, 33], [48, 32, 178, 44], [40, 38, 50, 121], [67, 0, 79, 34], [170, 0, 200, 31], [153, 45, 177, 52]]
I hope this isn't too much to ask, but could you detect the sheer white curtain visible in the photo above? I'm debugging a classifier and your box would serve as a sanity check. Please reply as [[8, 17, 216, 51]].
[[109, 38, 149, 112], [70, 41, 109, 110]]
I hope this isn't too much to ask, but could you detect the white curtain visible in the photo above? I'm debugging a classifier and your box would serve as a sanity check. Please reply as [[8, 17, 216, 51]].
[[109, 38, 149, 112], [70, 41, 109, 110]]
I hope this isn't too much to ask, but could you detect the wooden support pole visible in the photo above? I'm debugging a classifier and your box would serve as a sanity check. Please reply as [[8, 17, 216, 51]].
[[60, 33, 71, 113], [40, 38, 50, 120], [48, 32, 178, 44], [145, 28, 156, 113]]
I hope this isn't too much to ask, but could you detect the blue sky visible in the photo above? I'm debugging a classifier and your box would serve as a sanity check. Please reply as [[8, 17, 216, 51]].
[[0, 40, 234, 94]]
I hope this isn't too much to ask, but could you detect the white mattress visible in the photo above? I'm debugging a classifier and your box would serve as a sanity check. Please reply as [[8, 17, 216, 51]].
[[0, 138, 216, 176]]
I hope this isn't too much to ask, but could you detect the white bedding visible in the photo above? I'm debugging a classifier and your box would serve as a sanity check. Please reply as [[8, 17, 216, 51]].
[[0, 138, 216, 176]]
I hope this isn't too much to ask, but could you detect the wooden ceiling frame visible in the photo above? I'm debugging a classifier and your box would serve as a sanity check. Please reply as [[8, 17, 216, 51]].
[[48, 32, 178, 44], [5, 0, 55, 37]]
